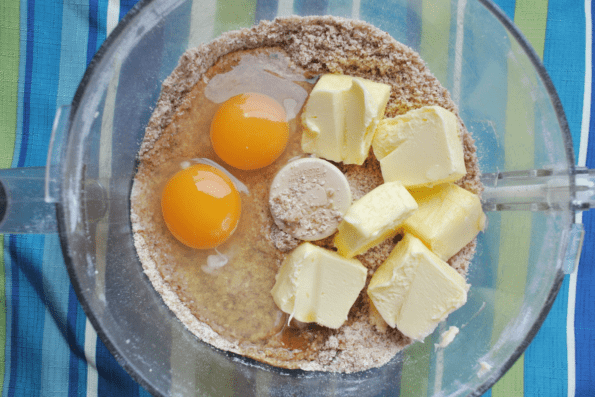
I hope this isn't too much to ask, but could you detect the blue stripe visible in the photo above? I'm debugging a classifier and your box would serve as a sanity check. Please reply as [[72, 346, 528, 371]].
[[492, 0, 515, 21], [359, 0, 414, 49], [17, 0, 36, 168], [576, 9, 595, 388], [7, 235, 47, 397], [543, 0, 586, 167], [406, 0, 421, 52], [327, 0, 352, 18], [96, 338, 140, 396], [87, 0, 99, 66], [294, 0, 328, 16], [2, 236, 14, 397], [6, 236, 19, 397], [67, 288, 81, 396], [96, 0, 108, 51], [39, 234, 71, 397], [575, 213, 595, 396], [20, 0, 63, 168], [76, 296, 88, 396], [119, 0, 137, 21], [255, 0, 278, 21], [524, 276, 569, 395]]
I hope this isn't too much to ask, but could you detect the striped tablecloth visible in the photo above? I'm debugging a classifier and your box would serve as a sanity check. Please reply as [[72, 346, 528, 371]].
[[0, 0, 592, 395]]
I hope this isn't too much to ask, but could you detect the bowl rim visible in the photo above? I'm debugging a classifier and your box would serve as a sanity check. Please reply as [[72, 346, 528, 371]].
[[58, 0, 574, 396]]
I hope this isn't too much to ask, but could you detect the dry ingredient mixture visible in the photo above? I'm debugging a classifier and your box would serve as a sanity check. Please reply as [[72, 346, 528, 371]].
[[131, 16, 482, 373]]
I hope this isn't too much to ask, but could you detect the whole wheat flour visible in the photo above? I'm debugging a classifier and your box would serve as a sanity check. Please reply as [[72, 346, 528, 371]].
[[131, 15, 482, 373]]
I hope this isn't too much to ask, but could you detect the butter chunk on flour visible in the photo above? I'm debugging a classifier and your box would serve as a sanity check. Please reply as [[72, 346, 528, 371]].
[[373, 106, 466, 188], [334, 181, 418, 258], [367, 234, 469, 340], [302, 74, 390, 165], [271, 243, 367, 329], [403, 183, 486, 261]]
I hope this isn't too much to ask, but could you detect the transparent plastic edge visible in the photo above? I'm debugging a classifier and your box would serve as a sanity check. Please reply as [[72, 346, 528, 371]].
[[46, 105, 72, 203]]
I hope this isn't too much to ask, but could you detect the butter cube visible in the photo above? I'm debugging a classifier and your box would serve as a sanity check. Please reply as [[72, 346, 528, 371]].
[[373, 106, 466, 188], [271, 242, 367, 329], [334, 182, 418, 258], [367, 233, 469, 340], [343, 78, 391, 164], [302, 74, 391, 165], [403, 183, 486, 260], [301, 74, 352, 162]]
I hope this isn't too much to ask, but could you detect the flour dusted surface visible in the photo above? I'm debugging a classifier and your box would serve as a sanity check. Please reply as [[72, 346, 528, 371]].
[[132, 16, 482, 373]]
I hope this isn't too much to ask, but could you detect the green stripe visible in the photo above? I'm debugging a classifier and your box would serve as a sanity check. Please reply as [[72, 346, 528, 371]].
[[492, 356, 525, 397], [419, 0, 451, 86], [0, 0, 19, 391], [491, 1, 548, 396], [400, 340, 432, 397], [214, 0, 257, 37], [514, 0, 549, 59], [0, 1, 19, 168]]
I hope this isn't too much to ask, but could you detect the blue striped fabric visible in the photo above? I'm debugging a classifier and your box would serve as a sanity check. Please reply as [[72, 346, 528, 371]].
[[578, 4, 595, 389], [2, 0, 593, 396]]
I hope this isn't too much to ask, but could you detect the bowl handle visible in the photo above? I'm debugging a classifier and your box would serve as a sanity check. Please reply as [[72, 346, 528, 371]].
[[481, 167, 591, 273], [0, 106, 71, 234], [480, 167, 595, 212]]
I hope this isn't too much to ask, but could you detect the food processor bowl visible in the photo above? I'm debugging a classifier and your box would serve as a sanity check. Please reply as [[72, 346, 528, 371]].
[[0, 0, 590, 395]]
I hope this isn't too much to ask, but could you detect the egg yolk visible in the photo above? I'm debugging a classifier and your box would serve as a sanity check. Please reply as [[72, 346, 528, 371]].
[[161, 164, 241, 249], [210, 93, 289, 170]]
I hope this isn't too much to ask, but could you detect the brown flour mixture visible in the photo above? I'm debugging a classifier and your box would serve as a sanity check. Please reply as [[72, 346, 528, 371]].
[[131, 16, 482, 373]]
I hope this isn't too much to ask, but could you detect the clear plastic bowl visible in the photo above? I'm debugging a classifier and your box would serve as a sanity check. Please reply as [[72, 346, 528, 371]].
[[25, 0, 583, 395]]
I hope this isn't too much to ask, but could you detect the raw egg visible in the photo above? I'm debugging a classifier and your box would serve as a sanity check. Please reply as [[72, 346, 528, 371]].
[[161, 163, 241, 249], [210, 93, 289, 170]]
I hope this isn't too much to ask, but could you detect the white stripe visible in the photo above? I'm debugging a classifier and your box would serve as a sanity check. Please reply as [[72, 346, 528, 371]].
[[452, 0, 467, 105], [433, 323, 446, 394], [85, 319, 99, 397], [579, 0, 592, 168], [351, 0, 361, 19], [277, 0, 294, 17], [188, 0, 217, 48], [107, 0, 120, 36], [567, 2, 591, 396]]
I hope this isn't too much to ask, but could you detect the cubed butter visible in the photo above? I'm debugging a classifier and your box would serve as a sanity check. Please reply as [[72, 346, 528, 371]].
[[334, 182, 418, 258], [302, 74, 390, 165], [367, 233, 469, 340], [403, 183, 486, 260], [271, 242, 367, 329], [301, 74, 351, 162], [343, 78, 391, 164], [373, 106, 466, 187]]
